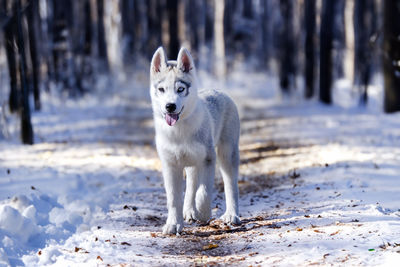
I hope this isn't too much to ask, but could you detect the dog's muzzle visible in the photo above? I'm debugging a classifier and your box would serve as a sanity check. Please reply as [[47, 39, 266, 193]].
[[164, 106, 184, 126]]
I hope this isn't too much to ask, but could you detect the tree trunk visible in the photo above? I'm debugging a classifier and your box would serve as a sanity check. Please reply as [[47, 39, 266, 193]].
[[16, 0, 34, 144], [97, 0, 108, 70], [319, 0, 335, 104], [27, 0, 41, 110], [383, 1, 400, 113], [214, 0, 226, 79], [354, 0, 376, 105], [187, 0, 199, 52], [279, 0, 296, 94], [3, 0, 19, 113], [167, 0, 179, 59], [121, 0, 135, 61], [83, 0, 92, 56], [344, 0, 355, 85], [304, 0, 316, 98], [147, 0, 162, 59], [260, 0, 270, 69], [204, 0, 214, 46]]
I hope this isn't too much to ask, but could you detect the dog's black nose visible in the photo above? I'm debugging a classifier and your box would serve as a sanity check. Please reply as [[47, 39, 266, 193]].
[[166, 103, 176, 113]]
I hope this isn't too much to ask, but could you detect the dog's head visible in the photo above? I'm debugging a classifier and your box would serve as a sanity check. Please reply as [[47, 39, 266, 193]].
[[150, 47, 198, 127]]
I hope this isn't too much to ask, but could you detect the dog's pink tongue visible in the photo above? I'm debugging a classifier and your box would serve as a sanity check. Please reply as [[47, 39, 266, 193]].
[[165, 113, 179, 126]]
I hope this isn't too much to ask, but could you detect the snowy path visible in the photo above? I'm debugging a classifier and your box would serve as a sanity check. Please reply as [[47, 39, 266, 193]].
[[1, 75, 400, 266]]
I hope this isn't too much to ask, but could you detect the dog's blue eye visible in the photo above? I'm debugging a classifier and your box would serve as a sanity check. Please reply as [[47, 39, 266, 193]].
[[177, 87, 185, 93], [158, 87, 165, 93]]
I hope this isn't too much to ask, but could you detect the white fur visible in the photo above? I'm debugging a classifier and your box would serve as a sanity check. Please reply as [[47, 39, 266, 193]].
[[150, 47, 241, 235]]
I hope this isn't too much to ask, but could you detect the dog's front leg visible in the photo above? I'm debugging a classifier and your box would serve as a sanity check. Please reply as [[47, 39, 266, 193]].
[[183, 166, 198, 223], [162, 163, 184, 235]]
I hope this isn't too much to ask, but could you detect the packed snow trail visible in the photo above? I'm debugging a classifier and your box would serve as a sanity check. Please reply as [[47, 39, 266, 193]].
[[0, 73, 399, 266]]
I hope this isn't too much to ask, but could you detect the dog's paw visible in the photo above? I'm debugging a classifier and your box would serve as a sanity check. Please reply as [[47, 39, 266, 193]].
[[183, 208, 197, 224], [220, 213, 241, 225], [162, 223, 183, 235]]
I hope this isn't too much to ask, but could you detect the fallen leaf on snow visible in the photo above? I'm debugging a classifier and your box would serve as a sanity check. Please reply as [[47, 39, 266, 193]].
[[203, 244, 219, 250], [330, 230, 340, 236], [212, 235, 226, 240], [74, 247, 89, 253]]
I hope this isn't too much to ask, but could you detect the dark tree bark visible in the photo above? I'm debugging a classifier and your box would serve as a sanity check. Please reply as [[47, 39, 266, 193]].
[[121, 0, 134, 57], [52, 0, 68, 84], [3, 0, 19, 113], [279, 0, 296, 94], [319, 0, 335, 104], [147, 0, 162, 59], [27, 0, 41, 110], [304, 0, 316, 98], [15, 0, 34, 144], [354, 0, 376, 105], [187, 0, 200, 52], [383, 1, 400, 113], [167, 0, 179, 59], [40, 0, 54, 92], [96, 0, 108, 70], [83, 0, 92, 56], [204, 0, 214, 47], [223, 0, 235, 55], [332, 0, 346, 79], [260, 0, 270, 69], [131, 0, 148, 57], [241, 0, 254, 58], [121, 0, 137, 64]]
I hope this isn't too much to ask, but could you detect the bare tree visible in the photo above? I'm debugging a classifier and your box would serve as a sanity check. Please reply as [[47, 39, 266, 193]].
[[167, 0, 179, 59], [97, 0, 108, 70], [214, 0, 226, 79], [16, 0, 34, 144], [354, 0, 376, 105], [383, 0, 400, 113], [344, 0, 355, 84], [260, 0, 271, 69], [121, 0, 135, 63], [27, 0, 41, 110], [304, 0, 316, 98], [2, 0, 19, 113], [319, 0, 336, 104], [147, 0, 162, 59], [278, 0, 297, 94]]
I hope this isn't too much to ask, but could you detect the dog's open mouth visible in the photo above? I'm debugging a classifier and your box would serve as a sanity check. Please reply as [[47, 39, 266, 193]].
[[165, 106, 184, 126], [165, 113, 179, 126]]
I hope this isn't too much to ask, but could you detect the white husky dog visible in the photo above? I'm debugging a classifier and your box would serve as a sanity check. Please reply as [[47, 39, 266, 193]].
[[150, 47, 240, 235]]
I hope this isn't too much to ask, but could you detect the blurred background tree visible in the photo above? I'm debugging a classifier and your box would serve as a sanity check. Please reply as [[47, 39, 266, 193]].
[[0, 0, 397, 144]]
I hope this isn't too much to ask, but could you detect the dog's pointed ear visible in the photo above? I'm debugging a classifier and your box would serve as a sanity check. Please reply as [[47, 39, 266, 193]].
[[151, 47, 167, 74], [177, 47, 194, 73]]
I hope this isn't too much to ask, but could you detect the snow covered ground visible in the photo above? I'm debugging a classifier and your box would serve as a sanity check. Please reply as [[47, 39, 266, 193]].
[[0, 71, 399, 266]]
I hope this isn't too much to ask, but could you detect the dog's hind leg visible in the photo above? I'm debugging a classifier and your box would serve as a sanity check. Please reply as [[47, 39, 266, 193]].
[[183, 166, 198, 223], [217, 141, 241, 225], [195, 152, 216, 223]]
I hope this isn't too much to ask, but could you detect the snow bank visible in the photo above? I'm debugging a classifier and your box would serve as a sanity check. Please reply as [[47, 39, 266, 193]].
[[0, 192, 94, 265]]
